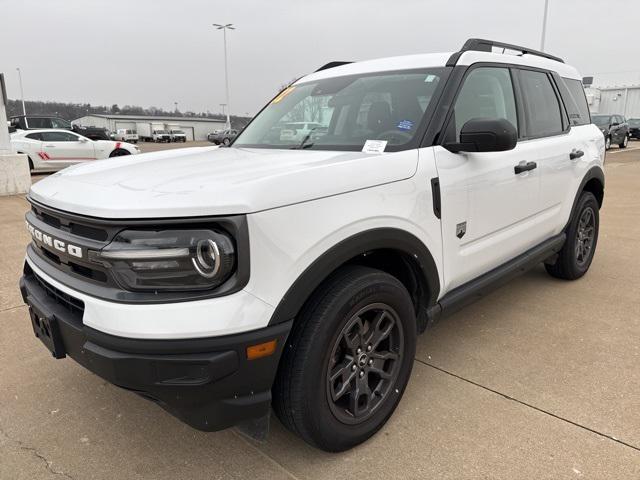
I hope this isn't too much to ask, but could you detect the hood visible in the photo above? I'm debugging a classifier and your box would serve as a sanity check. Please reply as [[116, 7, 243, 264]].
[[29, 146, 418, 218]]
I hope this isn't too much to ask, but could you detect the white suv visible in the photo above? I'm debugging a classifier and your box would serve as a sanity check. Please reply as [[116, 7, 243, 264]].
[[20, 39, 604, 452]]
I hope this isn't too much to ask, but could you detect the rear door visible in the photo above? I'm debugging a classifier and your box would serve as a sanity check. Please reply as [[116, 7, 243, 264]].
[[433, 65, 542, 292], [512, 68, 576, 240], [40, 131, 96, 169]]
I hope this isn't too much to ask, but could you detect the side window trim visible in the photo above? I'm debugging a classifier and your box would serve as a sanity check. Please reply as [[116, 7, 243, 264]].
[[510, 68, 527, 140], [547, 71, 571, 132]]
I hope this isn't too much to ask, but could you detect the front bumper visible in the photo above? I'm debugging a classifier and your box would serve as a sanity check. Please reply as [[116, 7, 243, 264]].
[[19, 263, 292, 432]]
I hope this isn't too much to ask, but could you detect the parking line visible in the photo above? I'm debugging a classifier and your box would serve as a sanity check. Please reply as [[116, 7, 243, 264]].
[[607, 146, 640, 154]]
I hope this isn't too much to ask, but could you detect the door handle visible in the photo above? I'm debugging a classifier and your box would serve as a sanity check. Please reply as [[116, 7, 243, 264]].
[[569, 149, 584, 160], [514, 161, 537, 174], [44, 144, 56, 148]]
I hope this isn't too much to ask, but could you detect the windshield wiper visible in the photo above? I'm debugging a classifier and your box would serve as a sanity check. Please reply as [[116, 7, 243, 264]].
[[289, 128, 317, 149]]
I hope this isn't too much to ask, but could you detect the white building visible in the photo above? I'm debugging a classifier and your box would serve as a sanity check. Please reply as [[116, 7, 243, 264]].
[[586, 85, 640, 119], [72, 114, 226, 141]]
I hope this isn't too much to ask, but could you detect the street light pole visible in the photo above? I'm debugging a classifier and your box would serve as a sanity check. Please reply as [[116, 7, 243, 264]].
[[16, 68, 26, 115], [540, 0, 550, 51], [213, 23, 235, 130]]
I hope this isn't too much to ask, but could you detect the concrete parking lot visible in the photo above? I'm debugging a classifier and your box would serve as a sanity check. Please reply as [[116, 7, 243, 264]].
[[1, 144, 639, 479]]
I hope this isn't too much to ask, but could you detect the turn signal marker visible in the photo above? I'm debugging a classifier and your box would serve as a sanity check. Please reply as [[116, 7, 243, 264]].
[[246, 339, 277, 360]]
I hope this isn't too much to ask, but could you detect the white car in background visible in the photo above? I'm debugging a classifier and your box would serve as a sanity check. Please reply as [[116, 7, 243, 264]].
[[11, 129, 139, 172]]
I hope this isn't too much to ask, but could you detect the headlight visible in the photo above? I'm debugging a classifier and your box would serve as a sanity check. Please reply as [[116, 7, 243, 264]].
[[88, 229, 235, 292]]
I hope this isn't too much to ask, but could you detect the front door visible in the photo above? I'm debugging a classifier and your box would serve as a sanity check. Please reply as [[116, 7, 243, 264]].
[[433, 66, 541, 294], [40, 131, 96, 169]]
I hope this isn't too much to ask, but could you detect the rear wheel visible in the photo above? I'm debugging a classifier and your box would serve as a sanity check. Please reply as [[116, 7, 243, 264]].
[[545, 191, 599, 280], [605, 135, 611, 150], [619, 134, 629, 148], [273, 266, 416, 452], [109, 148, 131, 157]]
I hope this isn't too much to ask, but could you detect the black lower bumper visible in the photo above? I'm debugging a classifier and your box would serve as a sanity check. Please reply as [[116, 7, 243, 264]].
[[19, 265, 292, 432]]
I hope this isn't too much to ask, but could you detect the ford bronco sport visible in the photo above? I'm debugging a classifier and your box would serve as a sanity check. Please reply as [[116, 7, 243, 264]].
[[20, 39, 604, 452]]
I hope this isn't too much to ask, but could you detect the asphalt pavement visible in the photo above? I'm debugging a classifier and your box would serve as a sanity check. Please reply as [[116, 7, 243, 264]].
[[1, 144, 639, 479]]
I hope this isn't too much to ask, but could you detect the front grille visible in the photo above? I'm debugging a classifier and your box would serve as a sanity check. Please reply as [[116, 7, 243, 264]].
[[30, 266, 85, 318], [32, 205, 109, 241]]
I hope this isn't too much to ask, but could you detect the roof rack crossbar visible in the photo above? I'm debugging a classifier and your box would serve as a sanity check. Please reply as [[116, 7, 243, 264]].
[[448, 38, 564, 66], [315, 61, 352, 72]]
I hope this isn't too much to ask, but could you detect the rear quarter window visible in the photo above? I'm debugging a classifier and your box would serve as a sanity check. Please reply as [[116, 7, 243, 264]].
[[558, 78, 590, 126]]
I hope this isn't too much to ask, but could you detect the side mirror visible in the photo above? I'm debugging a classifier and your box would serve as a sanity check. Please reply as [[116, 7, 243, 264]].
[[78, 137, 88, 142], [444, 118, 517, 153]]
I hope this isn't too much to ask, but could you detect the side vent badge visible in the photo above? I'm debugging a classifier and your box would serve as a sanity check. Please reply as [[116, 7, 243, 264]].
[[456, 222, 467, 239]]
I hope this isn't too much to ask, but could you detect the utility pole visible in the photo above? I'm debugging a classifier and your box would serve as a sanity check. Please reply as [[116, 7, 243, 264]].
[[16, 68, 26, 115], [174, 101, 178, 113], [213, 23, 235, 129], [540, 0, 550, 51]]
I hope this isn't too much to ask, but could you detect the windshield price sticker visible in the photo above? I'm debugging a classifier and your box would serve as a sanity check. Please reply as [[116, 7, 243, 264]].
[[362, 140, 388, 154], [271, 86, 296, 104]]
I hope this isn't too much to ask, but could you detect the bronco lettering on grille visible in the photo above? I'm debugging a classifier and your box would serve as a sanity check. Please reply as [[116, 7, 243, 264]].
[[26, 221, 83, 259]]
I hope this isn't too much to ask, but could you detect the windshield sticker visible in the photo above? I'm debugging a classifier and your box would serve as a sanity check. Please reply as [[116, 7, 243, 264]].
[[397, 120, 414, 131], [424, 74, 437, 83], [362, 139, 388, 154], [271, 86, 296, 104]]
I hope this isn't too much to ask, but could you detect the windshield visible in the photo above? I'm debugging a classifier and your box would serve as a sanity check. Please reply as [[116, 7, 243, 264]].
[[628, 119, 640, 127], [592, 115, 611, 127], [234, 68, 447, 151]]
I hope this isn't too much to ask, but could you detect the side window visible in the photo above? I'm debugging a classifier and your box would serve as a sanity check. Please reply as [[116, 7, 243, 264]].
[[519, 70, 564, 137], [25, 133, 43, 141], [559, 78, 590, 126], [452, 67, 517, 141], [27, 118, 53, 129], [41, 131, 79, 142]]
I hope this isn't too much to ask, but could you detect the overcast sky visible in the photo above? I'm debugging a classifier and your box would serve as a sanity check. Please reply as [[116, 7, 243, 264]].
[[1, 0, 638, 116]]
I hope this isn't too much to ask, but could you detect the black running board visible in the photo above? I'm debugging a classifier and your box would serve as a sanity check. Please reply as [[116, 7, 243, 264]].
[[426, 233, 566, 325]]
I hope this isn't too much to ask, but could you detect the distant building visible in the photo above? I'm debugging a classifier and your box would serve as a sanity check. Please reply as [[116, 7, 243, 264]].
[[585, 84, 640, 118], [72, 114, 226, 141]]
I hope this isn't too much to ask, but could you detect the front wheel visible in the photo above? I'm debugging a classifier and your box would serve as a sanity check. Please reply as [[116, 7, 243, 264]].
[[109, 148, 131, 157], [273, 266, 416, 452], [605, 135, 611, 150], [619, 134, 629, 149], [545, 191, 599, 280], [223, 137, 231, 146]]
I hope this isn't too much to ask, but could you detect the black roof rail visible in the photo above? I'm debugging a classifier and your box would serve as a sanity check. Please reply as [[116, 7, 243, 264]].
[[315, 61, 352, 72], [446, 38, 564, 67]]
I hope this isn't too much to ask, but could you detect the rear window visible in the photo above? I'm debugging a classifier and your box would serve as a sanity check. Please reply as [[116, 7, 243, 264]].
[[559, 78, 591, 126]]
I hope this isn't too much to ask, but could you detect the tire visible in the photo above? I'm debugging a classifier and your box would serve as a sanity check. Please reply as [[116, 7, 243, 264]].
[[27, 156, 34, 172], [619, 134, 628, 149], [223, 137, 231, 146], [109, 148, 131, 157], [545, 191, 599, 280], [605, 135, 611, 150], [272, 265, 417, 452]]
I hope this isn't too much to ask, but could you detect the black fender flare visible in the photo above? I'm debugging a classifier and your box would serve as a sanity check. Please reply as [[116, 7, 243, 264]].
[[268, 228, 440, 326], [565, 166, 604, 230]]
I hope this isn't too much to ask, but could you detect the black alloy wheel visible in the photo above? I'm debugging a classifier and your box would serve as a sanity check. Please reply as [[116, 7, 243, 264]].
[[575, 206, 596, 267], [326, 303, 404, 424]]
